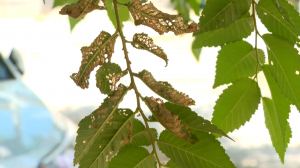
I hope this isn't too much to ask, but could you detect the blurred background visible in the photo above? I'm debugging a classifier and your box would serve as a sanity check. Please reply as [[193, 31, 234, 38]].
[[0, 0, 300, 167]]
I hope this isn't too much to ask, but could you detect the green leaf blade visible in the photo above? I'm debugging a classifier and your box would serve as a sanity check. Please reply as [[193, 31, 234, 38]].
[[214, 41, 265, 88], [69, 16, 82, 31], [107, 0, 130, 29], [171, 0, 190, 20], [212, 78, 261, 133], [53, 0, 76, 8], [188, 0, 201, 16], [132, 119, 157, 146], [166, 160, 181, 168]]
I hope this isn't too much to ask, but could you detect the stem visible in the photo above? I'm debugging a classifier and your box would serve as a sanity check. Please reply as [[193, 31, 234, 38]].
[[252, 0, 262, 80], [112, 1, 163, 167]]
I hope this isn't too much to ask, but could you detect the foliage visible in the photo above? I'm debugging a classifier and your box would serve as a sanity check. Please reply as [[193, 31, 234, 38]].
[[52, 0, 300, 167]]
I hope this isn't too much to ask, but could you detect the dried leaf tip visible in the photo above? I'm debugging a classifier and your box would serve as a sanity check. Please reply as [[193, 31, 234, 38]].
[[132, 33, 168, 66], [59, 0, 106, 19], [128, 0, 200, 35]]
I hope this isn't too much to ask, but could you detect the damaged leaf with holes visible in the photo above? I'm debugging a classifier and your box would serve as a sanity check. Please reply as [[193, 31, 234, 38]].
[[59, 0, 105, 19], [144, 97, 195, 142], [71, 31, 118, 89], [138, 70, 195, 106], [96, 63, 127, 94], [127, 0, 200, 35], [131, 33, 168, 66], [74, 84, 129, 167]]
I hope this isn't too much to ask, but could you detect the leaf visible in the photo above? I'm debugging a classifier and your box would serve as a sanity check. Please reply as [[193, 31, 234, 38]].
[[158, 130, 235, 168], [128, 0, 200, 35], [191, 38, 202, 62], [108, 145, 157, 168], [131, 33, 168, 66], [188, 0, 201, 16], [262, 34, 300, 112], [143, 97, 194, 142], [59, 0, 105, 19], [192, 16, 254, 48], [164, 102, 232, 140], [138, 70, 195, 106], [132, 119, 157, 146], [171, 0, 190, 20], [69, 16, 82, 31], [196, 0, 251, 34], [74, 84, 131, 167], [53, 0, 76, 8], [107, 0, 130, 29], [256, 0, 300, 44], [166, 160, 181, 168], [43, 0, 45, 4], [71, 31, 118, 89], [212, 78, 261, 134], [275, 0, 300, 32], [96, 63, 126, 95], [213, 41, 265, 88]]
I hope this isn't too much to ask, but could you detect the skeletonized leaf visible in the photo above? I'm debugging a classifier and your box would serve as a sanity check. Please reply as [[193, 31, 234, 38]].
[[132, 119, 157, 146], [263, 34, 300, 112], [166, 160, 181, 168], [59, 0, 105, 19], [131, 33, 168, 66], [108, 145, 157, 168], [128, 0, 200, 35], [164, 102, 232, 140], [212, 78, 261, 134], [138, 70, 195, 106], [106, 0, 130, 29], [256, 0, 300, 44], [158, 130, 235, 168], [214, 41, 265, 88], [71, 31, 118, 89], [144, 97, 193, 142], [96, 63, 126, 94], [197, 0, 251, 34], [193, 16, 254, 48], [74, 84, 131, 167]]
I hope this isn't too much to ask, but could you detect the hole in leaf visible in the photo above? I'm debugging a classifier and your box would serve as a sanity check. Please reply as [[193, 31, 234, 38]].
[[264, 12, 267, 15], [296, 71, 299, 75], [99, 145, 102, 148], [83, 140, 86, 144], [271, 61, 274, 65]]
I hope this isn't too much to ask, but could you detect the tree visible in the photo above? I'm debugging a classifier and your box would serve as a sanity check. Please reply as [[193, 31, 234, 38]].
[[51, 0, 300, 167]]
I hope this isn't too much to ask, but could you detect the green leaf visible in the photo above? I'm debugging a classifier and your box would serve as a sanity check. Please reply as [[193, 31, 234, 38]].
[[213, 41, 265, 88], [191, 38, 202, 62], [108, 145, 157, 168], [53, 0, 76, 8], [164, 102, 232, 140], [158, 130, 235, 168], [74, 84, 129, 166], [197, 0, 251, 34], [192, 17, 254, 48], [256, 0, 300, 44], [188, 0, 201, 16], [212, 78, 261, 134], [43, 0, 45, 4], [132, 119, 157, 146], [275, 0, 300, 32], [171, 0, 190, 20], [165, 160, 181, 168], [138, 70, 195, 106], [107, 0, 130, 29], [69, 16, 82, 31], [96, 63, 125, 95], [262, 34, 300, 112]]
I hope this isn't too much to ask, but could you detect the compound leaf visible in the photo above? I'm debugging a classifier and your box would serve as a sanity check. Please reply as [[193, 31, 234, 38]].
[[263, 34, 300, 112], [132, 33, 168, 66], [256, 0, 300, 44], [138, 70, 195, 106], [132, 119, 157, 146], [74, 84, 132, 167], [197, 0, 251, 34], [214, 41, 265, 88], [144, 97, 194, 142], [107, 0, 130, 29], [193, 16, 254, 48], [96, 63, 126, 95], [158, 130, 235, 168], [164, 102, 232, 140], [212, 78, 261, 134], [128, 0, 200, 35], [71, 31, 118, 89], [108, 145, 157, 168]]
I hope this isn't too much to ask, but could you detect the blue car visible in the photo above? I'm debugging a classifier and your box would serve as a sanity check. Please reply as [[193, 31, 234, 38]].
[[0, 49, 77, 168]]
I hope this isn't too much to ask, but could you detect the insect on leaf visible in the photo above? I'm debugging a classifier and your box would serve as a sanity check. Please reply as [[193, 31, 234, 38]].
[[128, 0, 200, 35], [71, 31, 118, 89], [74, 84, 131, 167], [132, 119, 157, 146], [131, 33, 168, 66], [138, 70, 195, 106], [59, 0, 105, 19], [96, 63, 127, 95], [144, 97, 194, 142]]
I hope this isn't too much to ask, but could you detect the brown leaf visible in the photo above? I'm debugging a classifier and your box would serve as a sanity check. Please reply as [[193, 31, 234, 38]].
[[144, 97, 193, 141], [138, 70, 195, 106], [59, 0, 105, 19], [71, 31, 118, 89], [132, 33, 168, 66], [128, 0, 200, 35]]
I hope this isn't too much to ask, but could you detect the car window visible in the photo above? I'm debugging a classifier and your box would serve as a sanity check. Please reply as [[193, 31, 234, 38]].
[[0, 54, 14, 80]]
